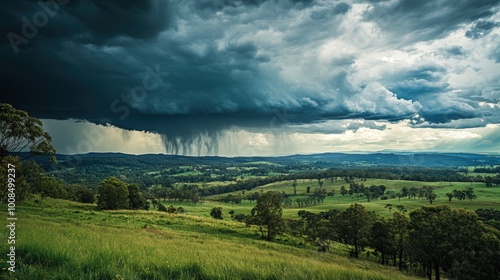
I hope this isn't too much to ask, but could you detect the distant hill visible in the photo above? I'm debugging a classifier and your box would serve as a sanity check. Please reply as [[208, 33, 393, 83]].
[[27, 151, 500, 170]]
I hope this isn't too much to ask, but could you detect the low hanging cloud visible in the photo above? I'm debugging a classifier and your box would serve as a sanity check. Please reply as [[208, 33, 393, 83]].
[[0, 0, 499, 155]]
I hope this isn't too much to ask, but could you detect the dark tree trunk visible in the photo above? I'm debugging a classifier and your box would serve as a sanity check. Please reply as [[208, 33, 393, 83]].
[[434, 262, 440, 280], [354, 238, 359, 258], [426, 263, 432, 280], [398, 250, 403, 270]]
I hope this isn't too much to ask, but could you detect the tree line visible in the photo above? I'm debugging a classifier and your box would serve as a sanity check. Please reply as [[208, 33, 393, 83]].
[[215, 191, 500, 280]]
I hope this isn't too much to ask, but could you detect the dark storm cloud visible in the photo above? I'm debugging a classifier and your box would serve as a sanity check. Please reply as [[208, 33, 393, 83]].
[[363, 0, 497, 44], [384, 65, 449, 99], [0, 0, 171, 48], [0, 0, 499, 152], [310, 2, 350, 20]]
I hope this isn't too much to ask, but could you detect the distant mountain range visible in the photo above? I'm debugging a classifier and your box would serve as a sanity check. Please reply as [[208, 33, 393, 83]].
[[28, 152, 500, 169]]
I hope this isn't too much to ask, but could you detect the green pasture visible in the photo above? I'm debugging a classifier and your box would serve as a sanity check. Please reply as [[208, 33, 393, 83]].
[[0, 198, 422, 280], [201, 179, 500, 218]]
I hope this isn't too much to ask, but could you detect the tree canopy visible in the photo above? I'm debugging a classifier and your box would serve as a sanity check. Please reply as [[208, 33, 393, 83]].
[[0, 103, 56, 160], [247, 191, 285, 240], [97, 177, 130, 210]]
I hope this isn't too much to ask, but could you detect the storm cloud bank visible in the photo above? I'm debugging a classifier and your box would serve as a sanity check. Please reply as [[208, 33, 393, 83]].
[[1, 0, 499, 154]]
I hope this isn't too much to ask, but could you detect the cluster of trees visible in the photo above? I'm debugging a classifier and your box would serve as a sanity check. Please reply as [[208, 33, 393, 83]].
[[0, 156, 95, 204], [221, 190, 499, 280], [475, 208, 500, 231], [291, 204, 500, 280], [445, 187, 476, 202], [148, 184, 202, 205], [217, 194, 243, 205], [474, 166, 500, 173], [288, 168, 473, 185], [286, 188, 329, 207], [484, 175, 500, 187], [394, 186, 438, 204], [157, 203, 185, 214], [96, 177, 148, 210], [341, 183, 387, 201], [0, 103, 59, 203]]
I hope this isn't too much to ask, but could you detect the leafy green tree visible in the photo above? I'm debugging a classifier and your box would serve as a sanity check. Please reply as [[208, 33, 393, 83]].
[[313, 188, 327, 203], [422, 186, 437, 204], [385, 190, 397, 199], [401, 187, 409, 198], [191, 192, 200, 205], [317, 178, 323, 189], [493, 174, 500, 187], [210, 207, 223, 219], [21, 159, 43, 187], [427, 192, 437, 204], [340, 185, 347, 196], [127, 184, 146, 210], [408, 205, 496, 280], [385, 204, 393, 213], [337, 203, 375, 258], [37, 175, 66, 200], [0, 155, 30, 202], [445, 192, 454, 202], [453, 189, 466, 200], [464, 187, 477, 201], [409, 205, 447, 280], [157, 203, 167, 212], [97, 177, 129, 210], [391, 212, 409, 271], [167, 205, 177, 213], [485, 176, 493, 187], [370, 218, 395, 265], [292, 179, 297, 195], [0, 103, 55, 160], [76, 187, 96, 204], [247, 191, 285, 240], [408, 187, 419, 200], [65, 184, 95, 204], [395, 205, 407, 213]]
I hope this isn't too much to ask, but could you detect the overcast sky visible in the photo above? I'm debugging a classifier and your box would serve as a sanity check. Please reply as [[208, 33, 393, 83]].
[[1, 0, 499, 156]]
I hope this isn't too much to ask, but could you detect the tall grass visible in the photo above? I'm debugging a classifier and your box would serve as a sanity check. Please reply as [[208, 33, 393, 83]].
[[1, 199, 422, 279]]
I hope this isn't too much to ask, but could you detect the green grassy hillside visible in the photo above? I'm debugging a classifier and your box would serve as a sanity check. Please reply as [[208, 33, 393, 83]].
[[0, 198, 422, 280]]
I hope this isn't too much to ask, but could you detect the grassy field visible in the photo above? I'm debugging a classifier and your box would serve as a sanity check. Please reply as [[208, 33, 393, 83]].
[[0, 198, 423, 280], [198, 179, 500, 218]]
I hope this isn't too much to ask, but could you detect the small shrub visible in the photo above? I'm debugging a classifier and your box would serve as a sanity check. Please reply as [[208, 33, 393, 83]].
[[158, 204, 167, 212]]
